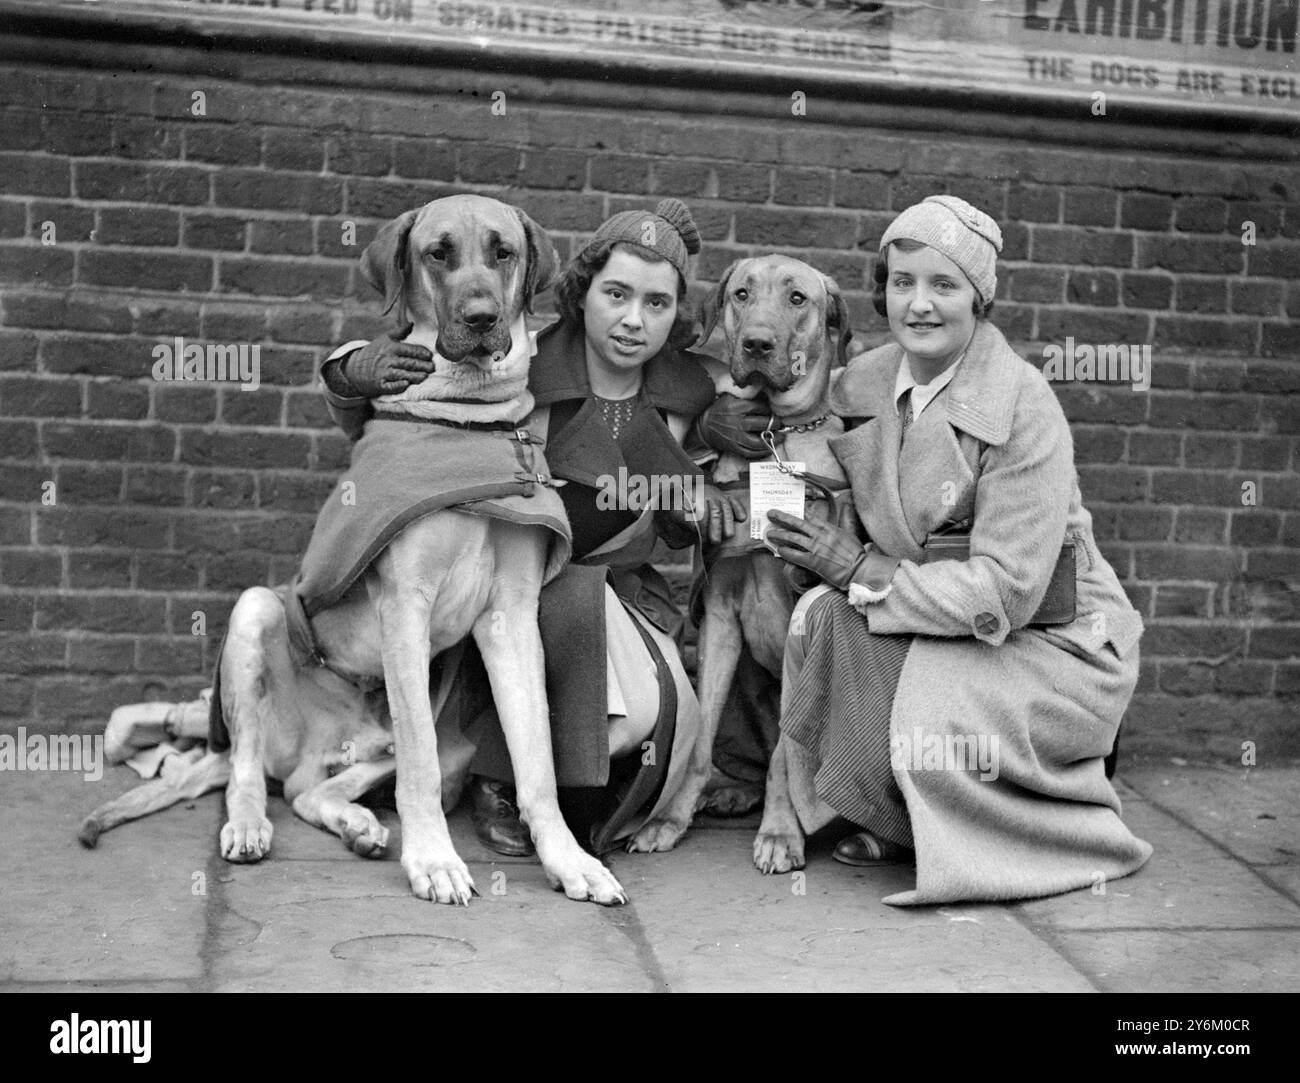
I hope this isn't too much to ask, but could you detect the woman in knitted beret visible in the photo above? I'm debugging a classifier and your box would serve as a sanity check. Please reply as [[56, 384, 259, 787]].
[[761, 195, 1153, 905], [321, 198, 738, 858]]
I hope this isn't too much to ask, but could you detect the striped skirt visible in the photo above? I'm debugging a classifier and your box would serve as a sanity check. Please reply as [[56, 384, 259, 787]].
[[780, 585, 914, 848]]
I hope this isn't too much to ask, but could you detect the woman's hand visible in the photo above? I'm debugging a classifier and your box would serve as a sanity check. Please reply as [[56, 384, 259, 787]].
[[692, 394, 780, 459], [765, 509, 867, 590], [338, 325, 435, 397], [693, 485, 748, 545]]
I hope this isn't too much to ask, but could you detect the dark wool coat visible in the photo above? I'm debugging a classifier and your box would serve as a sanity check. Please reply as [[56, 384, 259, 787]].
[[826, 319, 1152, 904]]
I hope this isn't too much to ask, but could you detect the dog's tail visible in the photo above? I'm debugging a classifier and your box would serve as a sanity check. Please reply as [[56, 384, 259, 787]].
[[78, 748, 230, 848]]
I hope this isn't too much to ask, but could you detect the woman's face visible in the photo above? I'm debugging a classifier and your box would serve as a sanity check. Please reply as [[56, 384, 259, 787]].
[[884, 243, 978, 373], [581, 246, 680, 376]]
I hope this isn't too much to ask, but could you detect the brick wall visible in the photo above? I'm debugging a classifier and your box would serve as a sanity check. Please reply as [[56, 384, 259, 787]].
[[0, 28, 1296, 759]]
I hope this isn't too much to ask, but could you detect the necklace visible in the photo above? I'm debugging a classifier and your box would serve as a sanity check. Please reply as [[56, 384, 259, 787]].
[[595, 394, 637, 439]]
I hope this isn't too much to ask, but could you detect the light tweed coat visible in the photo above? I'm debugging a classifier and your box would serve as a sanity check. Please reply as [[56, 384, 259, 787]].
[[827, 319, 1152, 905]]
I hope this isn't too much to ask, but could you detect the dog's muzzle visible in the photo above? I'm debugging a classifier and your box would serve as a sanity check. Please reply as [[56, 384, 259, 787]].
[[437, 318, 514, 365], [731, 356, 798, 392]]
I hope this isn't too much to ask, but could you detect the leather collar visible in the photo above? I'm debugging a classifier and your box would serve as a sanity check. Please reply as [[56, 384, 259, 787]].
[[830, 320, 1027, 447], [529, 319, 715, 418]]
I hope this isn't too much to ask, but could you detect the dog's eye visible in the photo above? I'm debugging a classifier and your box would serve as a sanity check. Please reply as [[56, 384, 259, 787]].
[[790, 292, 807, 306], [429, 249, 447, 262], [496, 248, 514, 261], [733, 288, 748, 302]]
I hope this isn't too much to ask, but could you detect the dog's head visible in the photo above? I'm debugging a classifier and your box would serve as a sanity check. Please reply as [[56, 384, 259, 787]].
[[701, 255, 851, 413], [360, 194, 560, 365]]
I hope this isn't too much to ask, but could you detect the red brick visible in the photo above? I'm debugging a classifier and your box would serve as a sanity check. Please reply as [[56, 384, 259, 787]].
[[1036, 309, 1151, 346], [220, 389, 282, 427], [832, 171, 886, 210], [1248, 626, 1300, 660], [1066, 270, 1118, 307], [1183, 434, 1238, 469], [1217, 660, 1276, 695], [345, 178, 458, 219], [135, 636, 205, 676], [218, 257, 349, 300], [0, 419, 38, 458], [0, 632, 65, 673], [1117, 507, 1172, 540], [0, 329, 39, 372], [67, 636, 136, 674], [80, 250, 213, 293], [1276, 663, 1300, 695], [0, 376, 81, 417], [1173, 197, 1228, 233], [249, 219, 314, 256], [268, 306, 338, 346], [1062, 187, 1116, 227], [29, 201, 94, 243], [1190, 361, 1245, 392], [154, 386, 217, 424], [0, 593, 33, 633], [1174, 278, 1227, 315], [1260, 397, 1300, 434], [54, 462, 124, 504], [68, 550, 133, 589], [111, 117, 182, 161], [0, 245, 74, 287], [1072, 426, 1126, 462], [1010, 267, 1066, 303], [315, 217, 378, 259], [36, 506, 174, 550], [524, 149, 588, 191], [135, 552, 202, 591], [179, 429, 311, 470], [258, 472, 335, 512], [35, 592, 167, 634], [0, 198, 25, 237], [262, 129, 324, 171], [1261, 322, 1300, 358], [1053, 386, 1147, 425], [1077, 465, 1149, 503], [0, 549, 61, 588], [96, 206, 180, 247], [1244, 548, 1300, 581], [1246, 244, 1300, 278], [589, 155, 651, 194], [214, 170, 342, 214], [504, 190, 606, 233], [1150, 470, 1249, 506], [772, 167, 832, 207], [40, 335, 152, 380], [183, 123, 261, 165], [1158, 661, 1216, 696], [0, 152, 70, 196], [1143, 621, 1247, 658], [326, 134, 392, 177], [1153, 315, 1258, 355], [1119, 273, 1172, 310], [1120, 192, 1171, 230], [123, 466, 188, 507], [184, 213, 248, 252], [1126, 430, 1181, 466], [132, 299, 203, 337], [75, 161, 209, 205], [1148, 394, 1257, 435], [173, 513, 313, 555], [1231, 509, 1282, 546], [1137, 236, 1244, 274], [392, 138, 455, 182], [734, 208, 859, 249], [0, 110, 44, 151], [1228, 200, 1282, 239], [1230, 279, 1285, 316], [1173, 509, 1229, 544], [41, 421, 175, 462], [0, 508, 31, 546], [457, 144, 522, 185], [285, 391, 332, 428]]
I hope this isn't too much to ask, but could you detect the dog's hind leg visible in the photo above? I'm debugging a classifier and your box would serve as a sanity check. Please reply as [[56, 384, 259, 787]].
[[78, 749, 230, 847], [291, 758, 396, 858], [628, 590, 744, 854], [218, 586, 290, 863]]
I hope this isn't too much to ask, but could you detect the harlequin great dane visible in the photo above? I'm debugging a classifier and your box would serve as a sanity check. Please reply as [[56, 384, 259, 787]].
[[629, 255, 852, 872], [80, 195, 626, 907]]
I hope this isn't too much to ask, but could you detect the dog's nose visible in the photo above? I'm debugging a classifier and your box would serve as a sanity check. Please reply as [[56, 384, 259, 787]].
[[742, 335, 775, 359], [461, 303, 499, 332]]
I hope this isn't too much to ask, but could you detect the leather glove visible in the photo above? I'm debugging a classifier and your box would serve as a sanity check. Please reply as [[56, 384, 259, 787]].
[[661, 482, 747, 546], [692, 394, 779, 460], [764, 509, 867, 591], [336, 325, 435, 397]]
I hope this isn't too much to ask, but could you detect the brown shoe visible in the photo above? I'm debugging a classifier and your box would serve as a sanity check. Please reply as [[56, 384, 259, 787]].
[[470, 775, 534, 857], [832, 831, 911, 867]]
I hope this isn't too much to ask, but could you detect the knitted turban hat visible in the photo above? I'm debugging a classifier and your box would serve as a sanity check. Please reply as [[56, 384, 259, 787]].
[[581, 198, 702, 284], [879, 195, 1003, 307]]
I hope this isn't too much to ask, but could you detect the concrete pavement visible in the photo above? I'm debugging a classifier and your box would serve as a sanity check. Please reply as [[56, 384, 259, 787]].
[[1, 757, 1297, 993]]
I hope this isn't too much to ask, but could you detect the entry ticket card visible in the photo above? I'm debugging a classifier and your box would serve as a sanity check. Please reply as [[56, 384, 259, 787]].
[[750, 461, 806, 551]]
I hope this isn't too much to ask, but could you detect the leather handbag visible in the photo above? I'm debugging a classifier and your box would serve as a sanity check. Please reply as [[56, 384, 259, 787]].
[[922, 523, 1076, 627]]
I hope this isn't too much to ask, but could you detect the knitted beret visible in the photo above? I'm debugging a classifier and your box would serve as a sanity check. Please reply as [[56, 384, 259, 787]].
[[879, 195, 1003, 306], [581, 198, 701, 283]]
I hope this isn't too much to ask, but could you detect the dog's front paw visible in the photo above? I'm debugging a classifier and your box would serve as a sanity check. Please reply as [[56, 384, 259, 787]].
[[626, 817, 689, 854], [538, 844, 627, 906], [753, 829, 804, 874], [402, 849, 476, 906], [339, 806, 389, 859], [221, 817, 273, 863]]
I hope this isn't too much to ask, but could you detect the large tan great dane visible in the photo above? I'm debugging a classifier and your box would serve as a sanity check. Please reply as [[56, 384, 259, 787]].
[[629, 255, 851, 871], [81, 195, 626, 907]]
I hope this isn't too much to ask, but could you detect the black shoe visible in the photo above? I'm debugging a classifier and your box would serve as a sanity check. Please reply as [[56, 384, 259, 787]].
[[470, 775, 534, 857]]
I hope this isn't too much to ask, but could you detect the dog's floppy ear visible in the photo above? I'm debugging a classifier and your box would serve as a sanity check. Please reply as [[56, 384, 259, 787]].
[[516, 208, 561, 313], [821, 273, 853, 367], [700, 259, 742, 347], [360, 209, 418, 321]]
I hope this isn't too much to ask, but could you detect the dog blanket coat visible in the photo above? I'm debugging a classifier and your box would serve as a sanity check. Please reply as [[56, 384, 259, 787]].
[[295, 417, 571, 618]]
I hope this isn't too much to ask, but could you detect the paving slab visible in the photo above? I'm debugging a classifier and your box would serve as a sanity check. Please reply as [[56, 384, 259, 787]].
[[1049, 929, 1300, 993], [621, 824, 1095, 992], [0, 766, 214, 986], [1123, 765, 1299, 867], [1014, 798, 1300, 931]]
